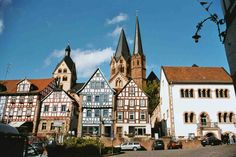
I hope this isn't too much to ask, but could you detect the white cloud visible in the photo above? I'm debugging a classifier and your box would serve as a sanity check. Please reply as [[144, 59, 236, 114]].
[[45, 47, 114, 78], [108, 25, 122, 37], [106, 13, 128, 25], [0, 20, 4, 34]]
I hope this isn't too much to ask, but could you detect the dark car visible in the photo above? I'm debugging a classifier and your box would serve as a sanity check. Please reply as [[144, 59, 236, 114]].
[[167, 140, 183, 149], [201, 136, 222, 146], [152, 139, 165, 150]]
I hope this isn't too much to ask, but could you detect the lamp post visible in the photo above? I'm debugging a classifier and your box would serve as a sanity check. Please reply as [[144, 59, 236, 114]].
[[110, 115, 115, 155]]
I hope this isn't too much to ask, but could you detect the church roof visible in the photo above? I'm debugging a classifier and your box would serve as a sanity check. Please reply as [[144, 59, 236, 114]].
[[114, 29, 131, 61], [0, 78, 55, 94], [162, 66, 233, 84], [70, 83, 85, 93], [147, 71, 160, 83], [133, 16, 144, 55]]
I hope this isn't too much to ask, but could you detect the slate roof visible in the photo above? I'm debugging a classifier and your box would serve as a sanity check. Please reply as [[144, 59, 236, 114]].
[[162, 66, 233, 84], [70, 83, 85, 93], [0, 78, 55, 94], [147, 71, 160, 83], [114, 29, 131, 61], [133, 16, 144, 55]]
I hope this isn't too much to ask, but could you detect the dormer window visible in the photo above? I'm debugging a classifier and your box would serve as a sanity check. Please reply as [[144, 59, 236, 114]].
[[17, 80, 31, 92], [63, 68, 67, 73]]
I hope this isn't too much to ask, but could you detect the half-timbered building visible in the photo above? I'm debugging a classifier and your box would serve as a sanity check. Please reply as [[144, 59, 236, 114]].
[[0, 78, 56, 133], [77, 68, 115, 137], [115, 79, 151, 137], [37, 89, 78, 140]]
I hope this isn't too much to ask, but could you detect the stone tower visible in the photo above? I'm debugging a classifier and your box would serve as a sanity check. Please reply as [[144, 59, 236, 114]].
[[131, 16, 146, 88], [53, 45, 77, 91]]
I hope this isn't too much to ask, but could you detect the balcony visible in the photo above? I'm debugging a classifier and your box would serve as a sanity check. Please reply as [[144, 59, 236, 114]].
[[197, 122, 218, 128]]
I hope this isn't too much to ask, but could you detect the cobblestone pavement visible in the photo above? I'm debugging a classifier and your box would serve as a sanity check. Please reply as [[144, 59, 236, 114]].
[[115, 144, 236, 157]]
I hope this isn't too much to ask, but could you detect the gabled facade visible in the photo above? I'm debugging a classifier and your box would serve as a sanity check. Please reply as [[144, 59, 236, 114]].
[[109, 72, 129, 89], [53, 45, 77, 92], [115, 79, 151, 137], [160, 66, 236, 139], [37, 89, 78, 140], [0, 78, 56, 133], [77, 68, 115, 137]]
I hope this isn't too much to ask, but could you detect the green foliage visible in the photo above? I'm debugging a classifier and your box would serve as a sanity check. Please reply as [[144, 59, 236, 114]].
[[144, 80, 160, 114], [63, 137, 104, 148]]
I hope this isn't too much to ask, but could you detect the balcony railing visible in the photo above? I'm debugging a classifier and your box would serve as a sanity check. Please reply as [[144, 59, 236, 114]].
[[197, 122, 218, 128]]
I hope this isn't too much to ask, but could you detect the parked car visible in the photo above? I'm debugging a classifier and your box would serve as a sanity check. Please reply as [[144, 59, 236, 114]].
[[152, 139, 165, 150], [167, 140, 183, 149], [115, 142, 141, 151], [201, 136, 222, 147]]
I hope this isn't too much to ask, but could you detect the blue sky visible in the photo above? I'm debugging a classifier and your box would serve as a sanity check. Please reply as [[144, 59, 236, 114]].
[[0, 0, 228, 82]]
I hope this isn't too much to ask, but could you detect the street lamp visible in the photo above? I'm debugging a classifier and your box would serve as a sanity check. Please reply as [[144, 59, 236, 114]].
[[192, 1, 226, 43]]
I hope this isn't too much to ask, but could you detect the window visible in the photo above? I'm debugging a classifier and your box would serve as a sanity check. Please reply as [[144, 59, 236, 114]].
[[198, 89, 201, 97], [184, 113, 188, 123], [117, 112, 123, 121], [189, 112, 194, 123], [96, 73, 100, 77], [95, 96, 99, 103], [18, 82, 30, 92], [58, 69, 62, 73], [129, 87, 135, 96], [95, 109, 100, 117], [63, 68, 67, 73], [207, 89, 211, 97], [185, 90, 189, 97], [61, 105, 66, 112], [140, 100, 145, 107], [101, 82, 105, 88], [28, 96, 33, 103], [137, 60, 139, 65], [26, 108, 31, 117], [52, 105, 57, 112], [229, 112, 233, 122], [140, 112, 146, 120], [218, 112, 222, 123], [180, 89, 194, 98], [184, 112, 195, 123], [189, 89, 194, 97], [87, 96, 92, 102], [216, 89, 219, 98], [130, 100, 135, 106], [223, 112, 227, 122], [180, 89, 184, 97], [42, 123, 47, 130], [117, 100, 122, 106], [87, 110, 92, 117], [17, 108, 23, 117], [135, 127, 146, 135], [44, 105, 49, 112], [103, 109, 108, 117], [95, 82, 100, 88], [62, 76, 67, 81], [129, 112, 134, 120], [9, 108, 14, 117], [19, 96, 24, 103], [11, 96, 16, 103], [216, 89, 229, 98], [50, 123, 55, 130], [224, 89, 228, 97], [198, 89, 211, 98], [120, 66, 124, 73], [103, 95, 109, 102], [90, 82, 95, 89]]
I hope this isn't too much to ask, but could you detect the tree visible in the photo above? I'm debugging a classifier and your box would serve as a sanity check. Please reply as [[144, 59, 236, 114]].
[[144, 80, 160, 114]]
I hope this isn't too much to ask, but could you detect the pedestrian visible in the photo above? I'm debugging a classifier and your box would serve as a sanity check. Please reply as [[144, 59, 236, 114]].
[[229, 133, 234, 144]]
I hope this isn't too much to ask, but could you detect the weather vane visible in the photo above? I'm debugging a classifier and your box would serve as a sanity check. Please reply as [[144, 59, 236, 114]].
[[192, 0, 226, 43]]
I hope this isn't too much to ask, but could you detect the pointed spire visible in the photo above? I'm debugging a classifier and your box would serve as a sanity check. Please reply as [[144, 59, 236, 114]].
[[114, 28, 131, 61], [65, 44, 71, 57], [133, 16, 143, 55]]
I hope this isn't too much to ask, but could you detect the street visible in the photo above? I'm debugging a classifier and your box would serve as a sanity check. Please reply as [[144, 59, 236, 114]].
[[115, 144, 236, 157]]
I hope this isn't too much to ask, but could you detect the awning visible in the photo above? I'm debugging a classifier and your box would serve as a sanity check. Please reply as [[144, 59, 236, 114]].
[[8, 121, 26, 127]]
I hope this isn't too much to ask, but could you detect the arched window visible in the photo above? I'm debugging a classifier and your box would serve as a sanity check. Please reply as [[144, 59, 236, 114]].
[[218, 112, 222, 123], [207, 89, 211, 97], [115, 79, 119, 87], [229, 112, 233, 122], [185, 89, 189, 97], [223, 112, 227, 122], [220, 89, 224, 97], [198, 89, 202, 97], [224, 89, 228, 98], [63, 76, 67, 81], [63, 68, 67, 73], [180, 89, 184, 97], [184, 113, 188, 123], [119, 80, 123, 87], [202, 89, 206, 97], [215, 89, 219, 98], [121, 66, 124, 73], [137, 60, 139, 65], [190, 112, 194, 123], [58, 68, 62, 73], [200, 112, 207, 126], [189, 89, 194, 97]]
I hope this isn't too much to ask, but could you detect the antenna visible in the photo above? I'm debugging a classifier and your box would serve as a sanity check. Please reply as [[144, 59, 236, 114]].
[[4, 63, 11, 81]]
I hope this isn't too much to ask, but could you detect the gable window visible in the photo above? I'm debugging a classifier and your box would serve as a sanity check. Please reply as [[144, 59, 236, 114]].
[[103, 109, 108, 117], [101, 82, 105, 88], [18, 83, 30, 92], [95, 96, 100, 103], [87, 96, 92, 102], [103, 95, 109, 102], [130, 100, 135, 106], [87, 110, 92, 117], [44, 105, 49, 112], [42, 123, 47, 130], [63, 68, 67, 73], [129, 112, 134, 120], [52, 105, 57, 112], [96, 73, 100, 77], [140, 100, 145, 107], [129, 86, 135, 96], [61, 105, 66, 112], [95, 82, 100, 88], [58, 69, 62, 73]]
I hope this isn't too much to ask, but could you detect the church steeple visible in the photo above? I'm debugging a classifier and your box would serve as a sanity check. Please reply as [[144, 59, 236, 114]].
[[65, 44, 71, 57], [114, 28, 131, 61], [133, 16, 143, 55]]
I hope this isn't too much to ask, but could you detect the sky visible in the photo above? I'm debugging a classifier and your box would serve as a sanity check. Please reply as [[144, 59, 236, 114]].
[[0, 0, 229, 83]]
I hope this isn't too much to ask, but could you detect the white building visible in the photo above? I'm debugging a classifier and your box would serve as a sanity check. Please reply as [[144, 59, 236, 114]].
[[160, 66, 236, 139]]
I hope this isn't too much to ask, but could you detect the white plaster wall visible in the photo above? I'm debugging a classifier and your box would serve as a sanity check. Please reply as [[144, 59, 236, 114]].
[[171, 84, 236, 137]]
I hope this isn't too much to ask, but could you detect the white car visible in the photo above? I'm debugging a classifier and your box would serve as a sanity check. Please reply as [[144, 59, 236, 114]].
[[117, 142, 141, 151]]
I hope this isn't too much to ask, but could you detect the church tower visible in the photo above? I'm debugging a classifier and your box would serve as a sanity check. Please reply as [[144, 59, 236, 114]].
[[53, 44, 77, 91], [109, 29, 131, 88], [131, 16, 146, 88]]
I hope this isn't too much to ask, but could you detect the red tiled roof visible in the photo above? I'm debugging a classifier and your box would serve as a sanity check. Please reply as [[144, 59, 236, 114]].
[[162, 66, 233, 84], [0, 78, 55, 94]]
